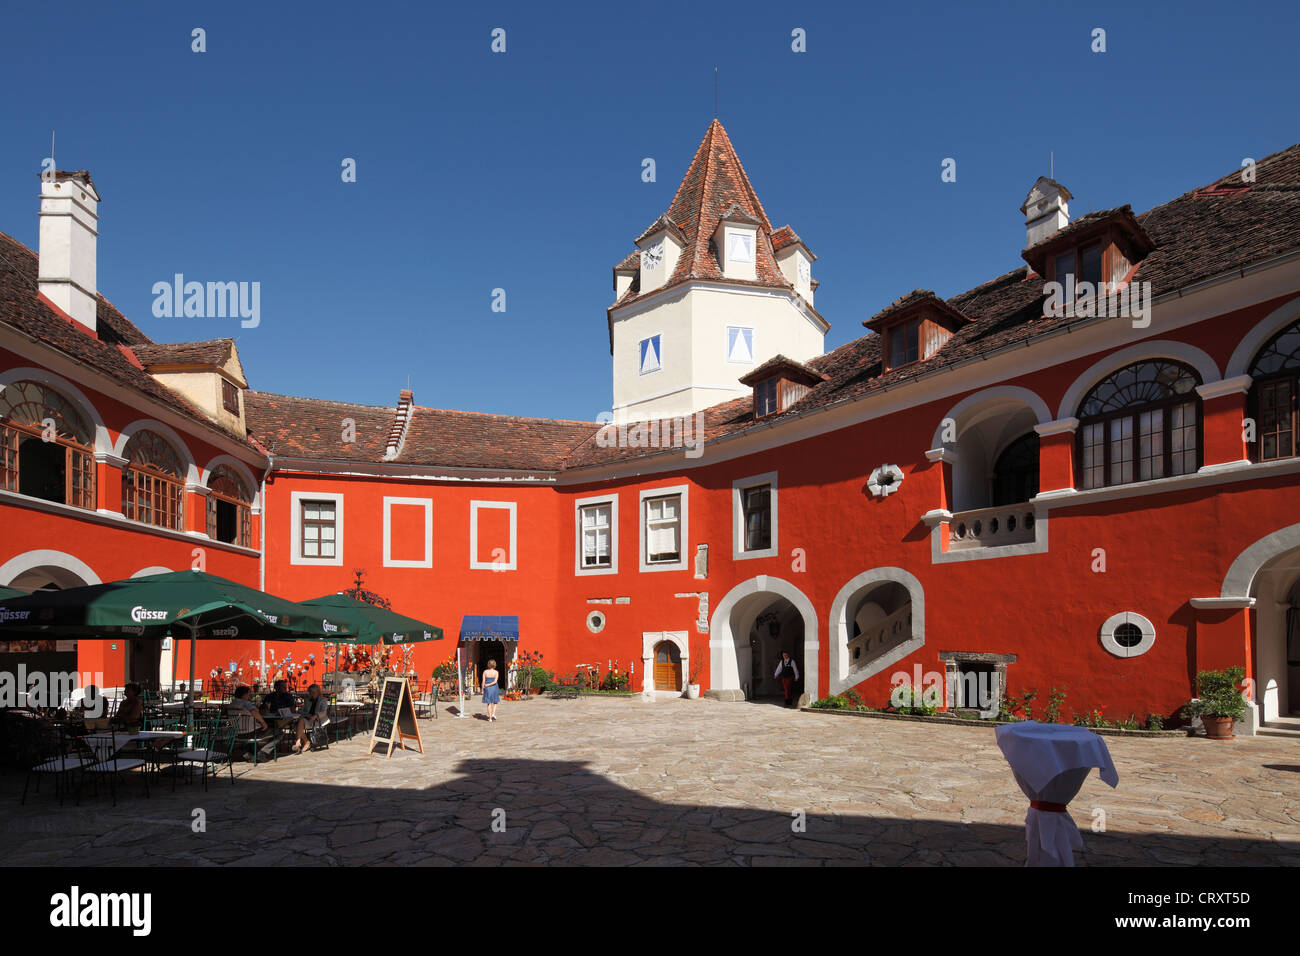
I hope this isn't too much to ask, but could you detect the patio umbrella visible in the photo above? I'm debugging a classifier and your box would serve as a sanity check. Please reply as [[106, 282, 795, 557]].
[[0, 570, 353, 727], [0, 585, 27, 600], [297, 593, 443, 691]]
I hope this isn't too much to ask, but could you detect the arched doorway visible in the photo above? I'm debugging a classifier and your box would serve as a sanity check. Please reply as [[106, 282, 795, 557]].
[[1251, 548, 1300, 722], [828, 568, 925, 696], [653, 641, 682, 691], [1, 560, 96, 690], [709, 577, 817, 704]]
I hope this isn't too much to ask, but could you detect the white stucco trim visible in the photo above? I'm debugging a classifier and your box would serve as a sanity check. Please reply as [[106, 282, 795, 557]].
[[930, 385, 1053, 449], [708, 575, 818, 696], [1220, 521, 1300, 599], [0, 549, 102, 588], [113, 418, 201, 485], [1055, 340, 1221, 420], [574, 493, 619, 576], [1224, 294, 1300, 378], [131, 566, 174, 578], [639, 484, 690, 572], [641, 630, 689, 697], [827, 567, 924, 695], [1099, 611, 1156, 658], [289, 490, 344, 567], [200, 454, 262, 508], [469, 500, 517, 571], [732, 471, 778, 560], [0, 366, 111, 454], [384, 496, 433, 569]]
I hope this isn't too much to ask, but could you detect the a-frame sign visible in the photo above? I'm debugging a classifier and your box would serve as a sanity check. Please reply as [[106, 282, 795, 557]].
[[367, 676, 424, 757]]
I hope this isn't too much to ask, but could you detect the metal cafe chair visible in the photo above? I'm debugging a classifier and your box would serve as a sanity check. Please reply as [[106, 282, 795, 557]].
[[80, 728, 150, 806], [21, 724, 93, 806], [176, 720, 236, 791]]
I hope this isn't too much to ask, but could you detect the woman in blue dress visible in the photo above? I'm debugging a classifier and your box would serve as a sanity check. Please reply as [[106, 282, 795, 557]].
[[481, 659, 501, 721]]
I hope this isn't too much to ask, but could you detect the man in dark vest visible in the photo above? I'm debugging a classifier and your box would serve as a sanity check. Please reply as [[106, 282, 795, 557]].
[[773, 652, 800, 707]]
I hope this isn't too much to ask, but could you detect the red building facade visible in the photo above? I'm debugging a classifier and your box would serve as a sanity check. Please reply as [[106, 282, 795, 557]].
[[3, 133, 1300, 732]]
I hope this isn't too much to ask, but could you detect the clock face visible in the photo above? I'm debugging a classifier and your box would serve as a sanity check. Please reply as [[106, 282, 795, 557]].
[[798, 257, 810, 283], [728, 232, 754, 264], [643, 242, 663, 270]]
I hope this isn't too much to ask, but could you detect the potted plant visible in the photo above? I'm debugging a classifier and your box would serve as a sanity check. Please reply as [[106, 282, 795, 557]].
[[1183, 666, 1247, 740], [685, 638, 704, 699]]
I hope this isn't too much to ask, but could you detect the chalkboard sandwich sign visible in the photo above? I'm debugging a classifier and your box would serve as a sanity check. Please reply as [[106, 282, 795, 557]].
[[368, 676, 424, 757]]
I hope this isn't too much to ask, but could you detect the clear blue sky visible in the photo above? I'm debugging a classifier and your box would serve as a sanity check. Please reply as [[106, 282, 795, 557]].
[[1, 0, 1296, 420]]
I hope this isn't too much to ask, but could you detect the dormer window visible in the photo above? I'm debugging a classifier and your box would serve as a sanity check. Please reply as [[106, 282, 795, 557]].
[[221, 378, 239, 414], [889, 319, 921, 368], [727, 232, 754, 264], [1023, 205, 1155, 301], [1052, 241, 1104, 292], [740, 355, 826, 420], [864, 291, 971, 372]]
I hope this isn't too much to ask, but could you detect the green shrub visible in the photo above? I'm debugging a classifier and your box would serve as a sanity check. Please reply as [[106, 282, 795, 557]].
[[1043, 686, 1067, 724], [811, 695, 849, 710], [1183, 666, 1247, 720], [1145, 713, 1165, 731]]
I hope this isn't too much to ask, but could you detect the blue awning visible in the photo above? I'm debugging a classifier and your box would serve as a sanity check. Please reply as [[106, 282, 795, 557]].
[[459, 615, 519, 642]]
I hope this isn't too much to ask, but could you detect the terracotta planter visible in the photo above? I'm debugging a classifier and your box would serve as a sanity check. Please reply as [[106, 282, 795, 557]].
[[1202, 715, 1235, 740]]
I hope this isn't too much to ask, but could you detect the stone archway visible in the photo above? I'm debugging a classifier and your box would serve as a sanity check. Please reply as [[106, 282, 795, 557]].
[[828, 567, 925, 696], [708, 576, 818, 702]]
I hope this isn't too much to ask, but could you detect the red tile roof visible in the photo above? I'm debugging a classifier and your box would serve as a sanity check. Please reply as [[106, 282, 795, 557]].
[[132, 339, 235, 368]]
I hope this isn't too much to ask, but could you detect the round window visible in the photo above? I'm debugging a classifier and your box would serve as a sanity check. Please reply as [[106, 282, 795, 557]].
[[1099, 612, 1155, 658], [586, 610, 606, 634]]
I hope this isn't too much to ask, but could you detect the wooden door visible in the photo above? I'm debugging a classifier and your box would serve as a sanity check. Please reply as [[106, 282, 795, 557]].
[[653, 641, 682, 690]]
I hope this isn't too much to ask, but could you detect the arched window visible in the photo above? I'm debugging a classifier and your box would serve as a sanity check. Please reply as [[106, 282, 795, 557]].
[[1076, 360, 1201, 490], [0, 380, 96, 509], [206, 465, 252, 547], [122, 430, 185, 531], [1249, 319, 1300, 462], [991, 432, 1039, 507]]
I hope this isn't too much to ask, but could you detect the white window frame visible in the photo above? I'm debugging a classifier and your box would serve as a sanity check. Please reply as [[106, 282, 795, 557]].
[[574, 494, 618, 576], [638, 333, 663, 376], [382, 496, 433, 569], [470, 500, 517, 571], [639, 484, 689, 573], [290, 491, 344, 567], [726, 326, 755, 365], [732, 471, 778, 560], [1099, 611, 1156, 658]]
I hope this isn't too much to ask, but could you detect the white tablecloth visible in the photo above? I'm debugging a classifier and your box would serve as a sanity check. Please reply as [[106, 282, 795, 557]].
[[995, 722, 1118, 866]]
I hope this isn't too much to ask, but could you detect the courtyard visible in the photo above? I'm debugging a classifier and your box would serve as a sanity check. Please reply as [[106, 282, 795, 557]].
[[3, 696, 1299, 867]]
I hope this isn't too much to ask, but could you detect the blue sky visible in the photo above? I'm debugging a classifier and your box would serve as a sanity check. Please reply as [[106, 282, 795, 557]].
[[1, 0, 1296, 420]]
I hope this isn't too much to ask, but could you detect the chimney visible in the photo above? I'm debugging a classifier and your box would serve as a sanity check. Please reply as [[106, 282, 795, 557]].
[[1020, 176, 1072, 250], [38, 170, 100, 334], [383, 389, 415, 461]]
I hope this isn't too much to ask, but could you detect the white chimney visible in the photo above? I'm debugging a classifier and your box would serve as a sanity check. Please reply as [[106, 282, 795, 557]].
[[1020, 176, 1071, 250], [38, 170, 100, 334]]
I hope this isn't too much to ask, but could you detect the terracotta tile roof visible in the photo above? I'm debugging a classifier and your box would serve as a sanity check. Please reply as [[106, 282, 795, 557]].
[[737, 353, 826, 387], [246, 390, 599, 472], [770, 225, 814, 257], [132, 339, 234, 368], [610, 120, 796, 307], [0, 230, 246, 445], [244, 391, 394, 462], [614, 251, 641, 272]]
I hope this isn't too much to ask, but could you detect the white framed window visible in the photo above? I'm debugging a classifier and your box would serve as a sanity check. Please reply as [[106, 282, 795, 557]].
[[290, 491, 343, 566], [1099, 611, 1156, 658], [382, 496, 433, 569], [639, 484, 689, 572], [732, 471, 778, 560], [639, 334, 662, 375], [728, 231, 755, 264], [470, 500, 517, 571], [575, 494, 618, 576], [726, 326, 755, 364]]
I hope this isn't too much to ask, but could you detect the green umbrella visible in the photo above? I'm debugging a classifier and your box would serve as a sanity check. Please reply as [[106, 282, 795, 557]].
[[0, 571, 354, 727], [297, 594, 443, 645], [0, 585, 27, 601]]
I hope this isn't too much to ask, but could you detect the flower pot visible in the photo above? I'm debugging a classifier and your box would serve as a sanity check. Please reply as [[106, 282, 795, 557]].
[[685, 683, 700, 700], [1202, 715, 1235, 740]]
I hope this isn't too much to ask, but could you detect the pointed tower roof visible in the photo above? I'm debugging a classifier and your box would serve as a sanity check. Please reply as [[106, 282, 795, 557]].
[[612, 119, 794, 306]]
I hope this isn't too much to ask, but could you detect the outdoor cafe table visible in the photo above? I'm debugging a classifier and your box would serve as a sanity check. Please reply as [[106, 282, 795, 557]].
[[994, 722, 1119, 867], [83, 730, 186, 766]]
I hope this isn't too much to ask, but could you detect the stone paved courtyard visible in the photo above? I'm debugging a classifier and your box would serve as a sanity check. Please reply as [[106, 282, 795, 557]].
[[4, 696, 1299, 866]]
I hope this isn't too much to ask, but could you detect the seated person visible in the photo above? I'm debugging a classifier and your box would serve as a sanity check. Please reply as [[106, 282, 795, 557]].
[[77, 684, 110, 730], [263, 680, 295, 716], [292, 684, 330, 753], [109, 682, 144, 733], [227, 685, 276, 760]]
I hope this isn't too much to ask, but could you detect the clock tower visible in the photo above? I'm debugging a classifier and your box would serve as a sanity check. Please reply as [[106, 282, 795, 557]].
[[607, 120, 828, 423]]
